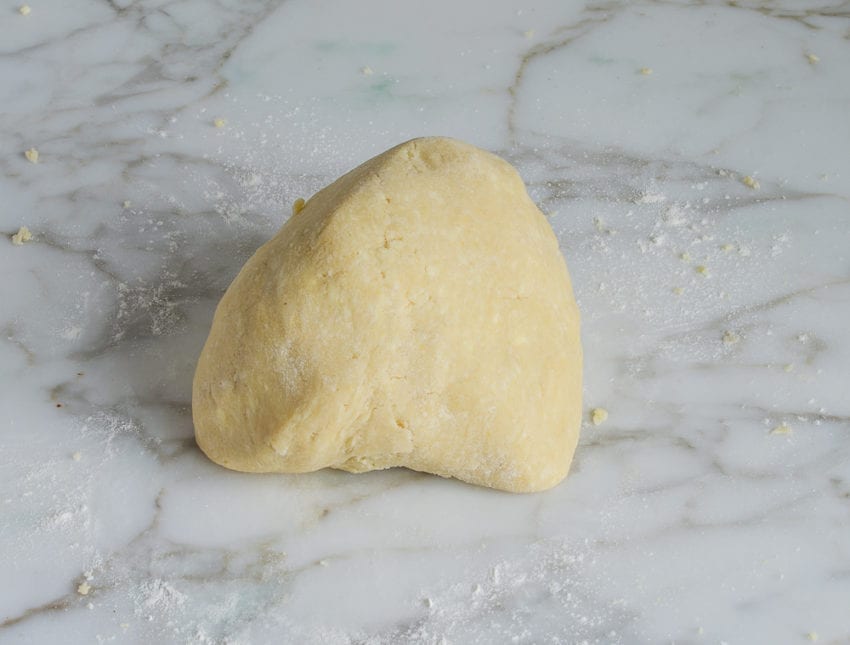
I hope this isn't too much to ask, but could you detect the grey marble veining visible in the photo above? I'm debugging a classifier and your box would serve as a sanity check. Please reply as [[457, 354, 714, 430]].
[[2, 1, 849, 643]]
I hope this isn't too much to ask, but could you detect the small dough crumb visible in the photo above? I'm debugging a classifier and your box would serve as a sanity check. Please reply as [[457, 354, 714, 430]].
[[25, 148, 39, 164], [11, 226, 33, 245], [593, 217, 614, 234], [806, 632, 818, 642], [523, 29, 535, 39], [722, 331, 740, 345], [291, 198, 306, 216], [770, 424, 792, 435], [77, 582, 91, 596], [360, 66, 374, 76], [318, 559, 329, 567], [72, 451, 82, 461], [639, 67, 653, 76], [19, 4, 31, 15], [213, 118, 227, 128], [742, 175, 760, 189], [680, 252, 692, 262], [123, 200, 132, 208], [591, 408, 608, 426], [784, 363, 794, 373], [672, 287, 684, 296], [721, 243, 735, 252], [695, 265, 709, 276], [805, 53, 819, 65]]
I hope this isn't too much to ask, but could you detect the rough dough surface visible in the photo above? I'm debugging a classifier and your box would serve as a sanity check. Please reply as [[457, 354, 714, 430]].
[[193, 137, 582, 492]]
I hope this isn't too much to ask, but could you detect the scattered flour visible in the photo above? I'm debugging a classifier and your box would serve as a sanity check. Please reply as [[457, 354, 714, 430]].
[[364, 539, 629, 644], [60, 325, 82, 340], [634, 190, 665, 204], [134, 579, 187, 619], [113, 274, 187, 341]]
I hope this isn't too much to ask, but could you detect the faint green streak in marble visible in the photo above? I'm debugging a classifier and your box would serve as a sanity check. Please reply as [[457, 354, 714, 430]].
[[367, 78, 395, 97]]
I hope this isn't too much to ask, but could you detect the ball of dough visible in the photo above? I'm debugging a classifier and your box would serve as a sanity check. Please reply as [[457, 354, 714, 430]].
[[193, 137, 582, 492]]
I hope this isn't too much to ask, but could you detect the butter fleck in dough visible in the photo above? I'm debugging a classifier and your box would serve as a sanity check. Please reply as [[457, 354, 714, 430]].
[[193, 137, 583, 493]]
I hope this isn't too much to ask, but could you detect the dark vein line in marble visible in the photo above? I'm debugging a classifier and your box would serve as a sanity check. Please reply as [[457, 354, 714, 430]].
[[618, 277, 850, 381], [506, 11, 613, 145], [0, 598, 70, 630]]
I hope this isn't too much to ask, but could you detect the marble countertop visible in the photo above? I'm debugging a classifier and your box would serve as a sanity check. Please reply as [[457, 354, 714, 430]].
[[2, 1, 849, 643]]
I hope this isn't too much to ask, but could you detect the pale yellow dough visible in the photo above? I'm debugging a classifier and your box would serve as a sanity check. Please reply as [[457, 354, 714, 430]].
[[192, 137, 582, 492]]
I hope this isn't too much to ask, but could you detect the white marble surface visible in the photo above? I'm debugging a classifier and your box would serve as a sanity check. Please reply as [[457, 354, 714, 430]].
[[2, 1, 849, 643]]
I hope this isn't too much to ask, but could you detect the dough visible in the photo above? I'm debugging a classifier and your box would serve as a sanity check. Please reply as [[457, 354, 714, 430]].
[[193, 137, 582, 492]]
